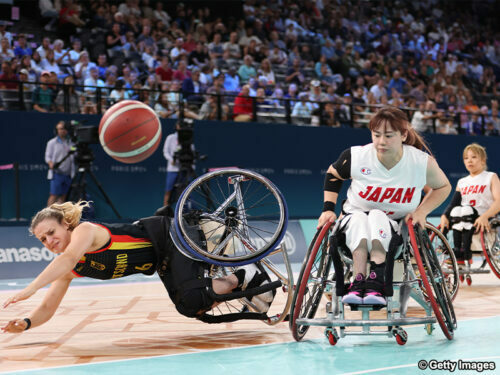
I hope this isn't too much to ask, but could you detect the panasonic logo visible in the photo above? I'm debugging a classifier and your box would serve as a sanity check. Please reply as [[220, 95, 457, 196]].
[[0, 247, 57, 263]]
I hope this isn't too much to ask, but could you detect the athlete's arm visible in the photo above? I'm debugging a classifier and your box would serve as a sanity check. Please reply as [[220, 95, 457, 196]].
[[317, 149, 351, 229], [474, 173, 500, 232], [406, 157, 451, 228], [439, 188, 461, 231], [3, 223, 102, 308], [1, 273, 74, 333]]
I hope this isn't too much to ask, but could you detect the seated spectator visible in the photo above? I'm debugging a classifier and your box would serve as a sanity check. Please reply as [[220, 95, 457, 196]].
[[199, 94, 229, 121], [322, 102, 340, 127], [480, 66, 497, 96], [141, 74, 160, 108], [268, 46, 288, 66], [109, 79, 130, 104], [188, 41, 210, 68], [436, 111, 458, 135], [223, 66, 240, 94], [182, 33, 197, 54], [39, 0, 59, 31], [32, 70, 55, 112], [173, 59, 190, 81], [170, 37, 187, 63], [95, 54, 108, 80], [36, 37, 51, 60], [284, 83, 299, 107], [292, 93, 313, 125], [308, 80, 329, 108], [68, 38, 82, 66], [258, 58, 275, 86], [387, 69, 408, 97], [467, 58, 483, 82], [13, 34, 32, 58], [55, 75, 81, 113], [0, 37, 14, 62], [141, 45, 159, 70], [208, 33, 224, 62], [206, 72, 226, 98], [106, 22, 126, 55], [155, 56, 173, 83], [286, 58, 305, 86], [337, 94, 353, 127], [182, 67, 204, 104], [153, 1, 171, 28], [369, 78, 387, 103], [0, 61, 18, 89], [411, 101, 437, 133], [233, 84, 253, 121], [53, 39, 72, 69], [84, 66, 106, 102], [123, 31, 139, 57], [485, 121, 499, 136], [41, 49, 61, 77], [223, 31, 241, 61], [74, 51, 96, 84], [58, 0, 86, 40], [238, 55, 257, 84]]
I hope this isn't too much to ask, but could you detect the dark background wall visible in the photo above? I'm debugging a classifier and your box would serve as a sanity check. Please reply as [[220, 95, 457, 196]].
[[1, 111, 499, 221]]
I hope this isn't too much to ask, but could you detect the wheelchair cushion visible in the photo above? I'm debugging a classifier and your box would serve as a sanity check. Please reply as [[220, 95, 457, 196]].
[[239, 262, 276, 312]]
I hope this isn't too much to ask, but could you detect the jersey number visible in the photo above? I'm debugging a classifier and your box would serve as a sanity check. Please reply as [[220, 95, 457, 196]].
[[470, 200, 476, 207]]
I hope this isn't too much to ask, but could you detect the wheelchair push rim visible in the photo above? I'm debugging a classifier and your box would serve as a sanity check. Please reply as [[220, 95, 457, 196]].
[[426, 223, 460, 301], [174, 168, 288, 266], [290, 221, 334, 341], [408, 220, 456, 340], [481, 229, 500, 279]]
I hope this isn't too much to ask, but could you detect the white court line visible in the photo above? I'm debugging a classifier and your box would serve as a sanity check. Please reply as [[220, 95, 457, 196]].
[[340, 356, 500, 375]]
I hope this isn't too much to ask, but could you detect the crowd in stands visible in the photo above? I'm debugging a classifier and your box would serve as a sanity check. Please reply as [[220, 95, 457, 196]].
[[0, 0, 500, 135]]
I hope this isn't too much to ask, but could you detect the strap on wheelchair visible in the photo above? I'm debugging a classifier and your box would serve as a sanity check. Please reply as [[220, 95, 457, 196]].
[[207, 280, 282, 302], [383, 227, 403, 297], [198, 311, 268, 324], [329, 233, 347, 297]]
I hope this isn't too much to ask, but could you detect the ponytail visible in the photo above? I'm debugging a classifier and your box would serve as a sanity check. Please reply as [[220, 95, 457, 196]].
[[30, 201, 91, 234]]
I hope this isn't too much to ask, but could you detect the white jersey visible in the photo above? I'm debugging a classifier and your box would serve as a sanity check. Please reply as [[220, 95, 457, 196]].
[[343, 144, 429, 220], [457, 171, 494, 216]]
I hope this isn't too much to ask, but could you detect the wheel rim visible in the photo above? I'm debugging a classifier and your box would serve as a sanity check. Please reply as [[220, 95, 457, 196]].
[[291, 222, 333, 341], [408, 221, 456, 340], [174, 169, 288, 265], [426, 223, 459, 301], [481, 230, 500, 279]]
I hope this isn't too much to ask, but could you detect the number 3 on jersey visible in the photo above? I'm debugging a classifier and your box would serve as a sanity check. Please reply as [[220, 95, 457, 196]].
[[470, 199, 476, 207]]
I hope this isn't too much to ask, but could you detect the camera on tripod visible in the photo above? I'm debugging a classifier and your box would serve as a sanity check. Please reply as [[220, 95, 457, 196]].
[[174, 118, 200, 169], [65, 120, 99, 167]]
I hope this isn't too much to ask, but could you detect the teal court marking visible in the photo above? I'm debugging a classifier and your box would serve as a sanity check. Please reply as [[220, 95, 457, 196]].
[[3, 316, 499, 375]]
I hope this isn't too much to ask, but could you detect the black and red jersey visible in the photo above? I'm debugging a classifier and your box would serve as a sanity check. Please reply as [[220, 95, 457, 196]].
[[72, 222, 156, 280]]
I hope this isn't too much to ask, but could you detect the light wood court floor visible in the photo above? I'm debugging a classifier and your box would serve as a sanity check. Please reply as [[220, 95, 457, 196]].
[[1, 273, 499, 373]]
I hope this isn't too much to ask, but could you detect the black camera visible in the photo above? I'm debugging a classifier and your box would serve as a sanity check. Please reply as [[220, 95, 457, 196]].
[[66, 120, 99, 145], [174, 119, 197, 168]]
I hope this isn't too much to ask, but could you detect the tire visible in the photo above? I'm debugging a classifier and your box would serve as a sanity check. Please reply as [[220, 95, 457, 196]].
[[481, 228, 500, 279], [408, 221, 456, 340], [173, 169, 288, 266], [290, 221, 334, 341]]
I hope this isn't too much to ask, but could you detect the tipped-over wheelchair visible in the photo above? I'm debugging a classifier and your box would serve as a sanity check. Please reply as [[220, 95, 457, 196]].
[[290, 219, 458, 345], [436, 217, 500, 286], [170, 168, 293, 324]]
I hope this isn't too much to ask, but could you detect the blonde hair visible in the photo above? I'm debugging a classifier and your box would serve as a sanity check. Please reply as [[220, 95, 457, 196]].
[[463, 143, 487, 169], [30, 201, 91, 234]]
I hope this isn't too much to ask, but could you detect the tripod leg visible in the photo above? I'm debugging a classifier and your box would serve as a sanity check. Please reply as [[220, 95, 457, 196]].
[[87, 170, 122, 218], [67, 170, 86, 203]]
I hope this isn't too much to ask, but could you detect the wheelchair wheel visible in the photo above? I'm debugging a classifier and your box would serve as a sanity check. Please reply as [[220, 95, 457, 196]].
[[480, 228, 500, 279], [290, 221, 334, 341], [408, 221, 456, 340], [426, 223, 459, 301], [174, 169, 288, 266]]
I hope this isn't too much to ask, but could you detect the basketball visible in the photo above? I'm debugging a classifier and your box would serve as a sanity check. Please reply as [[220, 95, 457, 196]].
[[98, 100, 162, 164]]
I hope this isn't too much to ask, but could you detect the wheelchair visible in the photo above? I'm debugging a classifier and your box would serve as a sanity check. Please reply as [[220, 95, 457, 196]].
[[170, 168, 293, 325], [290, 219, 458, 345], [436, 217, 500, 285]]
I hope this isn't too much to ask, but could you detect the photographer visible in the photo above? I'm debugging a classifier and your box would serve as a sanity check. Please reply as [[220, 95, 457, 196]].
[[45, 121, 75, 206], [163, 121, 195, 206]]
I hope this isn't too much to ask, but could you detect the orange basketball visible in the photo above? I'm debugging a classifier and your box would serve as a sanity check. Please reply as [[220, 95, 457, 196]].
[[99, 100, 162, 164]]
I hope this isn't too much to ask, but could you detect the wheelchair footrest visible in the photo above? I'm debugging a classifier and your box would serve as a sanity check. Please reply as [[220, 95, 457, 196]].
[[348, 304, 386, 311]]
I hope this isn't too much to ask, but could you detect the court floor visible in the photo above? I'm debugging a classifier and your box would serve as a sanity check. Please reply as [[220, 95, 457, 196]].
[[1, 268, 500, 375]]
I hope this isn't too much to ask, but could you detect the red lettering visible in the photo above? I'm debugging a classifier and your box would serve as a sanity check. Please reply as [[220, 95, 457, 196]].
[[379, 188, 395, 202], [366, 187, 382, 202], [359, 185, 373, 199], [461, 187, 467, 195], [402, 187, 416, 203], [478, 185, 486, 194], [467, 185, 474, 194], [384, 211, 395, 216], [472, 185, 478, 194], [389, 188, 403, 203]]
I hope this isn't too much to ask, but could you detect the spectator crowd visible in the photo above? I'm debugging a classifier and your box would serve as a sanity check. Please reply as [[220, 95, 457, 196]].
[[0, 0, 499, 135]]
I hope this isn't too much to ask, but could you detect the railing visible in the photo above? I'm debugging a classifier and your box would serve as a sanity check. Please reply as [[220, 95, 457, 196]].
[[0, 79, 498, 136]]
